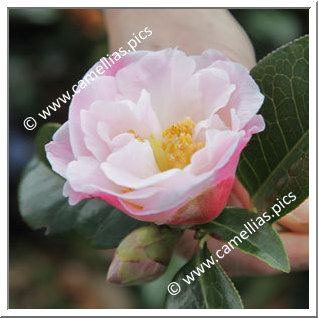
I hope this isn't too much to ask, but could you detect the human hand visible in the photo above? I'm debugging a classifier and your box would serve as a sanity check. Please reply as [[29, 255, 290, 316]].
[[103, 9, 256, 69]]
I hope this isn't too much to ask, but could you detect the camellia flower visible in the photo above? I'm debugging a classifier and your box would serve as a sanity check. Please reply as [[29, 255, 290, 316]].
[[46, 48, 265, 225]]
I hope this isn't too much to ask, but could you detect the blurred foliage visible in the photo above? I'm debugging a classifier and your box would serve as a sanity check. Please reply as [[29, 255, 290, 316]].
[[9, 9, 309, 309], [231, 9, 309, 61]]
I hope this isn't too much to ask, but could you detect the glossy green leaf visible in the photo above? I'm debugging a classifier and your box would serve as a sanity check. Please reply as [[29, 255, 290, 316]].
[[18, 158, 147, 249], [165, 243, 243, 309], [237, 35, 309, 221], [199, 207, 290, 272], [35, 123, 61, 167]]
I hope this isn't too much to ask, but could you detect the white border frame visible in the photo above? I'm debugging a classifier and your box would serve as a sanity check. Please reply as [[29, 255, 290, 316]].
[[4, 1, 316, 316]]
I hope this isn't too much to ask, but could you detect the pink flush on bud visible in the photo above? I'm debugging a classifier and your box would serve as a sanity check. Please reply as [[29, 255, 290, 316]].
[[45, 48, 265, 225]]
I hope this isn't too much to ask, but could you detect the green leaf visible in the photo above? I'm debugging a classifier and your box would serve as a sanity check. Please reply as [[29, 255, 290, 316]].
[[198, 207, 290, 272], [35, 123, 60, 167], [237, 35, 309, 221], [165, 243, 243, 309], [18, 158, 147, 249]]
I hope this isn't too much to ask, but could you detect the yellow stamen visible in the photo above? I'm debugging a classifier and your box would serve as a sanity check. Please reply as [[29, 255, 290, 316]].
[[150, 117, 205, 171], [122, 187, 134, 193], [128, 129, 144, 142]]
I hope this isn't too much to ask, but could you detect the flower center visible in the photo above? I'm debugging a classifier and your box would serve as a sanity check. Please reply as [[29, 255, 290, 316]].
[[150, 117, 205, 171]]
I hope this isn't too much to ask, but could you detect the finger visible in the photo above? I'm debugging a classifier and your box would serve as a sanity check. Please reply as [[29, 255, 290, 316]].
[[226, 178, 251, 209], [227, 180, 309, 233], [279, 232, 309, 271], [277, 199, 309, 233]]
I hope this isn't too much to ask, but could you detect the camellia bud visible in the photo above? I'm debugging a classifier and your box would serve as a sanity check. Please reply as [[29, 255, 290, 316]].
[[106, 225, 181, 285]]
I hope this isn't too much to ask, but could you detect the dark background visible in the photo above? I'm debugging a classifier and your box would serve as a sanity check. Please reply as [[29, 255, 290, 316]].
[[9, 9, 309, 309]]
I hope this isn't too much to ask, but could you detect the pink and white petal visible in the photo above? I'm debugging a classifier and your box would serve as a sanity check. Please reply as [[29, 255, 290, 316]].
[[109, 132, 135, 153], [101, 139, 183, 189], [83, 136, 109, 162], [116, 48, 196, 128], [86, 92, 160, 142], [120, 187, 162, 200], [192, 49, 229, 72], [244, 114, 266, 136], [69, 76, 118, 158], [193, 67, 236, 118], [119, 188, 188, 223], [69, 51, 148, 158], [119, 197, 181, 223], [122, 171, 199, 214], [134, 89, 162, 138], [101, 139, 159, 188], [213, 60, 264, 129], [63, 175, 161, 211], [63, 181, 88, 205], [80, 108, 112, 161], [45, 122, 74, 178], [230, 108, 241, 132], [212, 131, 251, 189], [188, 129, 243, 176], [119, 173, 233, 225], [166, 177, 235, 224], [193, 114, 227, 142], [96, 127, 139, 156], [118, 168, 215, 221], [108, 186, 163, 215], [84, 100, 142, 140], [96, 122, 136, 156], [116, 48, 195, 101], [66, 156, 122, 195], [89, 50, 148, 78], [96, 121, 112, 146]]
